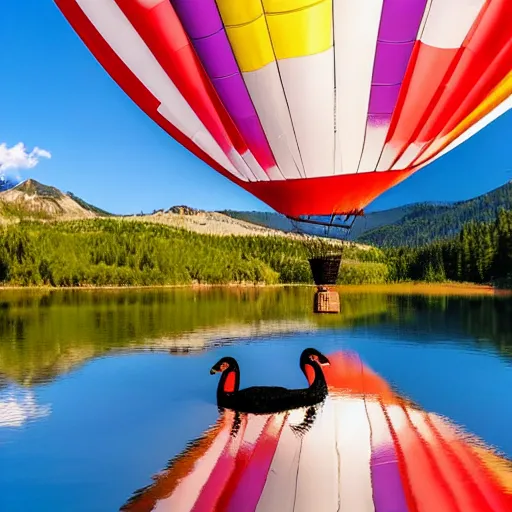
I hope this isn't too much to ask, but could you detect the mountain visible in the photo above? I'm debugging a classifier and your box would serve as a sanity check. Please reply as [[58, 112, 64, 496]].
[[5, 177, 510, 249], [357, 181, 512, 247], [0, 179, 110, 220], [66, 192, 113, 217]]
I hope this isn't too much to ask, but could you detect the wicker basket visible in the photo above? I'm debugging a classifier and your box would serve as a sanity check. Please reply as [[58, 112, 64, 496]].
[[308, 254, 342, 286]]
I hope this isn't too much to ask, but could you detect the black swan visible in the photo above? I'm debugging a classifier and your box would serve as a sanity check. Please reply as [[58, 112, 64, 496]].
[[209, 348, 330, 414]]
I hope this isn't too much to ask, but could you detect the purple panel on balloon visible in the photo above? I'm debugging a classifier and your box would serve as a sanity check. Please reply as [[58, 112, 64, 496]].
[[171, 0, 222, 39], [193, 30, 239, 79], [368, 0, 428, 116], [369, 86, 401, 117], [378, 0, 428, 42], [213, 75, 275, 169], [372, 42, 415, 86], [170, 0, 276, 171]]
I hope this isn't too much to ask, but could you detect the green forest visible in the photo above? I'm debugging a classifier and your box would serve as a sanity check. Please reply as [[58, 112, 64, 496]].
[[0, 219, 386, 287], [385, 209, 512, 288], [0, 208, 511, 288]]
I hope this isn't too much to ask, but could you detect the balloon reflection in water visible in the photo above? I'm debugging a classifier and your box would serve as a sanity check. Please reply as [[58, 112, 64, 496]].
[[120, 351, 512, 511]]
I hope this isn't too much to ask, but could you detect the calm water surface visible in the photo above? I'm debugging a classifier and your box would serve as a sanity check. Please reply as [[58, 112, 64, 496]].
[[0, 287, 511, 511]]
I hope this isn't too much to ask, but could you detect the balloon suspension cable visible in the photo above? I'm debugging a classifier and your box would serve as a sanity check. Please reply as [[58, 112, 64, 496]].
[[286, 211, 362, 238]]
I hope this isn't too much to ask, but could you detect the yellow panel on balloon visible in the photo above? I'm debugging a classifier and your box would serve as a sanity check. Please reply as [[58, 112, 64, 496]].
[[221, 0, 332, 73], [266, 0, 333, 61], [215, 0, 263, 27], [262, 0, 321, 12], [225, 15, 275, 73]]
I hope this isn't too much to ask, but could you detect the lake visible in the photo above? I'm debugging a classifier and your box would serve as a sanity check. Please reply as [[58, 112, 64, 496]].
[[1, 286, 511, 511]]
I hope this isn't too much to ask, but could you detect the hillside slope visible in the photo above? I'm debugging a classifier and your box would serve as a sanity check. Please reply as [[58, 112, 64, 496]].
[[357, 182, 512, 247], [0, 179, 99, 220], [66, 192, 113, 217]]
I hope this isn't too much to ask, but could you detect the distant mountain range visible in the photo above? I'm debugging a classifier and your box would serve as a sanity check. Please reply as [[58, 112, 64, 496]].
[[222, 181, 512, 247], [356, 181, 512, 247], [2, 178, 511, 248]]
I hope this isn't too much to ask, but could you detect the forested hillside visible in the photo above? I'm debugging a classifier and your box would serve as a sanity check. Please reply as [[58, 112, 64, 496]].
[[358, 182, 512, 247], [386, 209, 512, 287], [0, 219, 386, 287]]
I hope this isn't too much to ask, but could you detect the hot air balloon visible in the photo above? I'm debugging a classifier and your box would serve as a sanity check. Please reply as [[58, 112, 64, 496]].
[[54, 0, 512, 220], [53, 0, 512, 304], [119, 350, 512, 511]]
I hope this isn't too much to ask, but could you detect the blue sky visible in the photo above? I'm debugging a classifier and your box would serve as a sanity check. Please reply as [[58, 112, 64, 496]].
[[2, 2, 511, 215]]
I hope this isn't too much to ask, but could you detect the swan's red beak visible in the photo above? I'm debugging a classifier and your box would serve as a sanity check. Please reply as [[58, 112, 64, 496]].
[[310, 354, 330, 366], [210, 368, 218, 375]]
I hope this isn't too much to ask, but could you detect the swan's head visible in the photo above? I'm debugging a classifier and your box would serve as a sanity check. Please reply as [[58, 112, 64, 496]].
[[301, 348, 330, 367], [210, 356, 238, 375]]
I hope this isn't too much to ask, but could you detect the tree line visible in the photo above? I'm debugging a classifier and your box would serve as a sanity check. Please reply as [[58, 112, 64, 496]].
[[386, 209, 512, 287], [0, 209, 511, 288]]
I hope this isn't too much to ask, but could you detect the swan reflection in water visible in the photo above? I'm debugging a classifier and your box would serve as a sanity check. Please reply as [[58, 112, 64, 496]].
[[121, 350, 512, 512]]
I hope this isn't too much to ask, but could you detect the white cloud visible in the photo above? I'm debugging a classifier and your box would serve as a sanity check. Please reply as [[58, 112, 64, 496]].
[[0, 142, 52, 172]]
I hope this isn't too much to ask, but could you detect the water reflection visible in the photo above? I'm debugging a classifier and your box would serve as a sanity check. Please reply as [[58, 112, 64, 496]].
[[0, 287, 511, 386], [121, 351, 512, 511], [0, 385, 51, 428], [0, 286, 511, 512]]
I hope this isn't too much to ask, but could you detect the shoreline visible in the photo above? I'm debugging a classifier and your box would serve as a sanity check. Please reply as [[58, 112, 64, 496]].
[[0, 282, 510, 296]]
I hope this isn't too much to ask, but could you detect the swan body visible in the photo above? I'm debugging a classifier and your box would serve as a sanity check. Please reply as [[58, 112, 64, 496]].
[[210, 348, 330, 414]]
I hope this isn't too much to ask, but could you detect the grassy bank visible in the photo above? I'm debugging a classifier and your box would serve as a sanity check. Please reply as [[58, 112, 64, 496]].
[[0, 282, 507, 297]]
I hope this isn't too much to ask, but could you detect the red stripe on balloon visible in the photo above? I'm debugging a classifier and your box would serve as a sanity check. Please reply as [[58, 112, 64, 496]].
[[190, 416, 248, 511], [385, 44, 460, 168], [220, 415, 286, 512], [424, 415, 497, 512], [113, 0, 249, 158], [411, 0, 512, 166], [417, 0, 512, 142], [385, 1, 492, 170], [243, 168, 415, 217], [402, 407, 465, 512]]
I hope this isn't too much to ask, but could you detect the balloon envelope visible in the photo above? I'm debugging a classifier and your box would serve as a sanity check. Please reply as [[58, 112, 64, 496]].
[[55, 0, 512, 217]]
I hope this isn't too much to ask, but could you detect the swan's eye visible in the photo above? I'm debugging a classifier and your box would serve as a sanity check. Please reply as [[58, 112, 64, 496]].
[[220, 362, 229, 372], [309, 354, 319, 362]]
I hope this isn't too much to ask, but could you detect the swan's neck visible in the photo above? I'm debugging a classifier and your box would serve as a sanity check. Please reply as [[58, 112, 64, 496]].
[[304, 361, 327, 391], [217, 368, 240, 399]]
